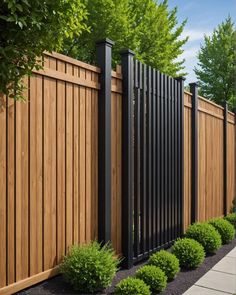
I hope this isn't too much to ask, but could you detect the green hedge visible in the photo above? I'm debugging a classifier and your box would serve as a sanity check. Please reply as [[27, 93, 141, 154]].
[[185, 222, 222, 254], [172, 238, 205, 269], [209, 218, 235, 244], [60, 242, 119, 293], [149, 250, 180, 280]]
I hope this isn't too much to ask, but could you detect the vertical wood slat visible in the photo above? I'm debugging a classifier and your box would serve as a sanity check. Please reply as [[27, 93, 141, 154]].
[[0, 94, 6, 288], [15, 80, 29, 281], [30, 75, 43, 275], [7, 96, 15, 285]]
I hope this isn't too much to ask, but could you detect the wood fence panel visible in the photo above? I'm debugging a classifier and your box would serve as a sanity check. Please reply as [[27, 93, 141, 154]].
[[198, 98, 224, 221], [111, 68, 122, 255], [0, 52, 100, 295], [184, 92, 235, 230], [227, 117, 236, 211]]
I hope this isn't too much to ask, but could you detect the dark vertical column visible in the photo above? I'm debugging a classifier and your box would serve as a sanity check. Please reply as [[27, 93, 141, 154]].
[[160, 73, 164, 245], [174, 80, 178, 238], [176, 77, 185, 236], [223, 101, 228, 215], [156, 71, 160, 247], [152, 69, 156, 248], [189, 82, 198, 223], [120, 49, 135, 268], [134, 60, 140, 258], [140, 63, 147, 255], [146, 66, 152, 252], [96, 39, 114, 243]]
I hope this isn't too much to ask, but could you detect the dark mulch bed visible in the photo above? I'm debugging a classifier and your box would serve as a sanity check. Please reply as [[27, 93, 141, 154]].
[[17, 238, 236, 295]]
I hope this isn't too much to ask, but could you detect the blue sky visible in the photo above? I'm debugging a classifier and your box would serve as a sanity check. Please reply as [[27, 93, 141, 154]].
[[168, 0, 236, 84]]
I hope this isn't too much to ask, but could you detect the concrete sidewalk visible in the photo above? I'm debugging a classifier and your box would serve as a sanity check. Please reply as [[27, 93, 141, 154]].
[[183, 247, 236, 295]]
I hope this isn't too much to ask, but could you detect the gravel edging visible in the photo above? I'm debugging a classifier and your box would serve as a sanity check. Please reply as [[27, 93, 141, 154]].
[[17, 238, 236, 295]]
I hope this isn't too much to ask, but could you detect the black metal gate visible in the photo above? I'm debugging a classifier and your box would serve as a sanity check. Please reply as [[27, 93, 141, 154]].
[[121, 51, 184, 268]]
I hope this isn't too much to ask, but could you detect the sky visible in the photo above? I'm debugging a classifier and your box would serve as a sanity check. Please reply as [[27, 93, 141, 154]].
[[168, 0, 236, 84]]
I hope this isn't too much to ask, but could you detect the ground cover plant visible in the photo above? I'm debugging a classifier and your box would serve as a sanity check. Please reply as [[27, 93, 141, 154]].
[[115, 277, 151, 295], [136, 265, 167, 293], [185, 222, 222, 254], [149, 250, 180, 280], [209, 218, 235, 244], [172, 238, 205, 269], [59, 241, 119, 293]]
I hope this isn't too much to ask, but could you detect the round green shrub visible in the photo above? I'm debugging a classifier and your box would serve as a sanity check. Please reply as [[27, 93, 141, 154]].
[[224, 213, 236, 228], [149, 250, 180, 280], [172, 238, 205, 269], [209, 218, 235, 244], [115, 277, 151, 295], [59, 242, 119, 293], [185, 222, 222, 254], [136, 265, 167, 293]]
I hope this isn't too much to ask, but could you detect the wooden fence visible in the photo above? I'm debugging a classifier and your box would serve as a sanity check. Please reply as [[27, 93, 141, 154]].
[[0, 51, 123, 294], [184, 91, 235, 230], [0, 48, 235, 294]]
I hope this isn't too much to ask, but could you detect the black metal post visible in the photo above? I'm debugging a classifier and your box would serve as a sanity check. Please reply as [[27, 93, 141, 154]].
[[223, 101, 228, 215], [120, 49, 135, 268], [176, 77, 185, 236], [189, 82, 198, 223], [96, 38, 114, 243]]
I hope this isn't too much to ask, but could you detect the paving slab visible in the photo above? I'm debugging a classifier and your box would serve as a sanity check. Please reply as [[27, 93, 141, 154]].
[[183, 285, 229, 295], [195, 270, 236, 294], [213, 256, 236, 275], [227, 247, 236, 258]]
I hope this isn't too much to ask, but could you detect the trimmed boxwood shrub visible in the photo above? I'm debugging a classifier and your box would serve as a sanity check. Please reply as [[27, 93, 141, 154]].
[[185, 222, 222, 254], [115, 277, 151, 295], [59, 242, 119, 293], [136, 265, 167, 293], [149, 250, 180, 280], [172, 238, 205, 269], [224, 213, 236, 228], [209, 218, 235, 244]]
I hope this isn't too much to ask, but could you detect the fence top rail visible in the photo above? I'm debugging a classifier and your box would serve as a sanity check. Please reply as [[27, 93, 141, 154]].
[[184, 90, 192, 97], [198, 95, 224, 110], [44, 51, 101, 73]]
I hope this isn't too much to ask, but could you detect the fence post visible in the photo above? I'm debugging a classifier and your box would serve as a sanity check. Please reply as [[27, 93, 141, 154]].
[[120, 49, 135, 268], [96, 38, 114, 243], [176, 77, 185, 235], [189, 82, 198, 223], [223, 101, 228, 215]]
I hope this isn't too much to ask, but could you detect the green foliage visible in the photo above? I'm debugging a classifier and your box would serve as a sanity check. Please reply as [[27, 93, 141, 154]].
[[149, 250, 180, 280], [230, 197, 236, 213], [172, 238, 205, 269], [63, 0, 188, 76], [225, 213, 236, 228], [0, 0, 88, 100], [115, 277, 151, 295], [209, 218, 235, 244], [194, 17, 236, 110], [185, 222, 222, 254], [59, 242, 119, 293], [136, 265, 167, 293]]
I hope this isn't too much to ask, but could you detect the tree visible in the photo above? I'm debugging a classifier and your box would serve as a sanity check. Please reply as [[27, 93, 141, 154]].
[[0, 0, 88, 100], [62, 0, 188, 77], [194, 17, 236, 109]]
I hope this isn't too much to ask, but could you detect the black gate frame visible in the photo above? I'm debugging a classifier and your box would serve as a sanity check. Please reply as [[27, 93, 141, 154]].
[[121, 51, 185, 268]]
